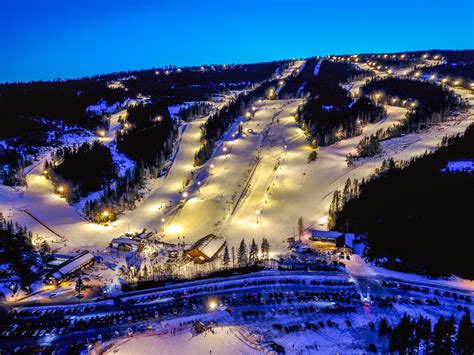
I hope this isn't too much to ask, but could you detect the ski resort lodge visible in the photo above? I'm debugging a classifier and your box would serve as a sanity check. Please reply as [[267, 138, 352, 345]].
[[110, 230, 152, 252], [185, 234, 226, 263], [44, 251, 95, 285], [311, 229, 367, 255]]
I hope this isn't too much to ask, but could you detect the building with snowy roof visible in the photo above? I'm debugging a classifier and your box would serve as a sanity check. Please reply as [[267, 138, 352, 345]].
[[111, 237, 145, 252], [185, 234, 226, 263], [44, 251, 95, 285], [311, 229, 367, 255]]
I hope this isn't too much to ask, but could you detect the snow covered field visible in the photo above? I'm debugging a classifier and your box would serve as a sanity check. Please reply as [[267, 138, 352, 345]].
[[105, 326, 260, 355]]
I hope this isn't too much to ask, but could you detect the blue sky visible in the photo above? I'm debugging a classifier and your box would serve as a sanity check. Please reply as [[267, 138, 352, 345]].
[[1, 0, 473, 82]]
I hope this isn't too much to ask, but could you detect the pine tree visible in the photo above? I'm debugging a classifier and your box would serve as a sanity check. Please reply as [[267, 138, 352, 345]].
[[378, 317, 391, 353], [231, 246, 236, 267], [222, 244, 230, 267], [433, 316, 456, 354], [456, 311, 473, 354], [261, 237, 270, 260], [389, 313, 414, 353], [249, 239, 258, 264], [237, 239, 248, 267], [297, 217, 304, 241], [342, 178, 352, 204], [75, 278, 84, 296], [415, 315, 432, 354], [39, 241, 52, 261]]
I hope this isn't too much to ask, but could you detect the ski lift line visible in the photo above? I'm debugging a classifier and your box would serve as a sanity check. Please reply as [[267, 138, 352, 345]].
[[229, 156, 262, 216], [20, 208, 67, 241]]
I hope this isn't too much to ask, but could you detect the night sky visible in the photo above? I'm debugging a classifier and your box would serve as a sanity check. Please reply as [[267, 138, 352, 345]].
[[1, 0, 473, 82]]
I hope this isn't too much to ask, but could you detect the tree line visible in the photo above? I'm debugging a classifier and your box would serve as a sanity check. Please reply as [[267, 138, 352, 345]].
[[331, 124, 474, 278], [194, 65, 290, 166], [44, 141, 116, 203], [361, 77, 465, 138], [374, 311, 473, 354], [0, 213, 51, 290], [84, 101, 178, 222]]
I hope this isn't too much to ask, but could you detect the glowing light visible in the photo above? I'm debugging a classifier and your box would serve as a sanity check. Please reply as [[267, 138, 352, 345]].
[[98, 130, 106, 137], [165, 224, 182, 234], [245, 112, 251, 118], [197, 181, 201, 185], [57, 186, 64, 193], [161, 218, 165, 223], [43, 170, 48, 175], [255, 209, 261, 215], [278, 80, 285, 87], [156, 116, 162, 122], [208, 300, 217, 311], [102, 210, 109, 217], [223, 147, 227, 152], [453, 80, 461, 86], [210, 164, 214, 169], [442, 78, 449, 84], [429, 74, 436, 80]]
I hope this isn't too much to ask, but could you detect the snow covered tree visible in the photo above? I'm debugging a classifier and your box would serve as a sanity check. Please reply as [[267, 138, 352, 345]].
[[389, 314, 414, 353], [39, 241, 52, 261], [261, 237, 270, 260], [75, 278, 84, 296], [378, 317, 391, 353], [237, 238, 248, 267], [231, 246, 236, 267], [433, 316, 456, 354], [297, 217, 304, 240], [249, 239, 258, 264], [222, 244, 230, 267], [414, 315, 431, 354], [456, 311, 473, 354]]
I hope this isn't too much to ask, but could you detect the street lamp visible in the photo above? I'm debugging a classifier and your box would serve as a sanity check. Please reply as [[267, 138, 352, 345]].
[[57, 186, 64, 193], [245, 112, 251, 119], [208, 300, 217, 311], [182, 192, 188, 198]]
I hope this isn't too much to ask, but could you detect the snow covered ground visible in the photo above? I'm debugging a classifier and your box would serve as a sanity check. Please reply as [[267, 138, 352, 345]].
[[105, 326, 260, 355], [0, 58, 473, 290]]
